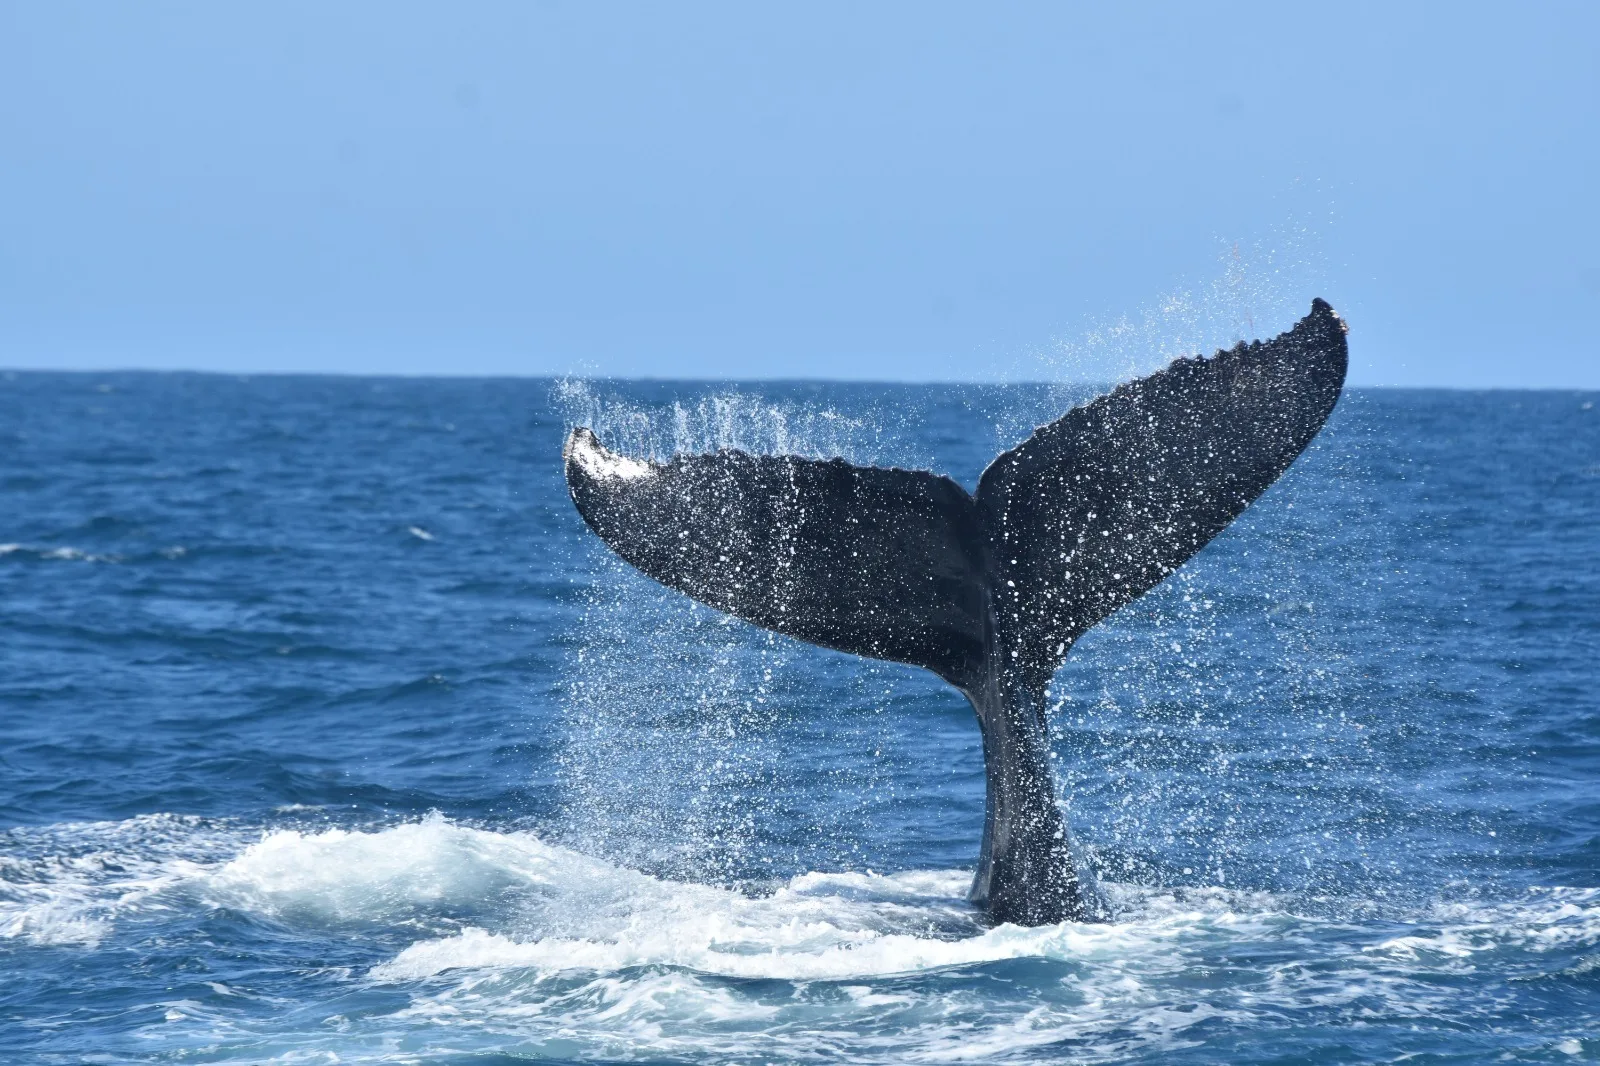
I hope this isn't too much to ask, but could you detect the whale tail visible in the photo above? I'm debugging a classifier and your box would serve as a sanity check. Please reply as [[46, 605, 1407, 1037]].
[[563, 299, 1349, 923]]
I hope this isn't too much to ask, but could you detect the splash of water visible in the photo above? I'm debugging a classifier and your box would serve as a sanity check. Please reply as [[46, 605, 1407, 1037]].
[[548, 238, 1421, 905], [551, 383, 934, 884]]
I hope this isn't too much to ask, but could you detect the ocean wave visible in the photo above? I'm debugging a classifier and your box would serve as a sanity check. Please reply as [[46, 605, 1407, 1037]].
[[0, 542, 191, 564], [5, 812, 1599, 1064]]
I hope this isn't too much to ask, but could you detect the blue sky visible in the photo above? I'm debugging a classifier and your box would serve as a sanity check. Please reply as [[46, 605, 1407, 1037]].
[[1, 2, 1595, 386]]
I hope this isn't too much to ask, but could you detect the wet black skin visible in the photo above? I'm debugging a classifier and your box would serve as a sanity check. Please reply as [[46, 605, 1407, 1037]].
[[562, 300, 1349, 925]]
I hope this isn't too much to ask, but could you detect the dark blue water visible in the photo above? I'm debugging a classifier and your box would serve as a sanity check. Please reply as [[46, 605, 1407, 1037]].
[[2, 372, 1597, 1064]]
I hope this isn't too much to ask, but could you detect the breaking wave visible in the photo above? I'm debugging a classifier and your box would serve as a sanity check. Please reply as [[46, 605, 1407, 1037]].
[[6, 813, 1598, 1064]]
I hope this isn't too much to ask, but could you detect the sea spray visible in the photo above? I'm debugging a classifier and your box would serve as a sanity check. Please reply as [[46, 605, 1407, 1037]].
[[551, 381, 931, 884]]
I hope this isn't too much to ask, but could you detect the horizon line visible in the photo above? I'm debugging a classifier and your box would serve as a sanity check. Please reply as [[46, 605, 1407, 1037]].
[[3, 365, 1599, 393]]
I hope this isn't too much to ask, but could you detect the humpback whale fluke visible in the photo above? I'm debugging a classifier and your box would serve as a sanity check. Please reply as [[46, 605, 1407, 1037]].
[[563, 299, 1349, 926]]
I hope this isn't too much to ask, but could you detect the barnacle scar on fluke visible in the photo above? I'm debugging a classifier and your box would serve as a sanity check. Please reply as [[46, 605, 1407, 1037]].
[[563, 299, 1349, 926]]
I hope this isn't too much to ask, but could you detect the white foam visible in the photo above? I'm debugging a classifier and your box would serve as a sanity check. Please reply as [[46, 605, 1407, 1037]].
[[2, 544, 122, 563], [7, 812, 1600, 1064], [379, 917, 1097, 983], [208, 813, 621, 922], [0, 898, 114, 947], [1363, 888, 1600, 964], [344, 832, 1302, 987], [0, 813, 223, 948]]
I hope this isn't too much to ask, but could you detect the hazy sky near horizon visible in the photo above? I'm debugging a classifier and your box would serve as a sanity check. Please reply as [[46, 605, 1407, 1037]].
[[2, 2, 1596, 386]]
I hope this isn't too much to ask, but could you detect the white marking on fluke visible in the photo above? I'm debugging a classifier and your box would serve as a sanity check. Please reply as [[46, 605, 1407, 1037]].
[[565, 428, 653, 482]]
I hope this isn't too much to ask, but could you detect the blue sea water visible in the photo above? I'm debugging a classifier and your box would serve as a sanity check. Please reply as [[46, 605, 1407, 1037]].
[[1, 371, 1597, 1064]]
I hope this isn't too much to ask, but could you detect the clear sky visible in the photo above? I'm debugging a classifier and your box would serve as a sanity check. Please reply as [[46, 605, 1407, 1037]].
[[1, 2, 1596, 386]]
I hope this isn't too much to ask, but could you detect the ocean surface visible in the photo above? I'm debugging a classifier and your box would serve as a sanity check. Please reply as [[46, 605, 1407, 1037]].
[[2, 372, 1597, 1065]]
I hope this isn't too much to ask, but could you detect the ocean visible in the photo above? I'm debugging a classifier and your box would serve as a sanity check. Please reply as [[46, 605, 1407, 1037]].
[[2, 372, 1597, 1064]]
